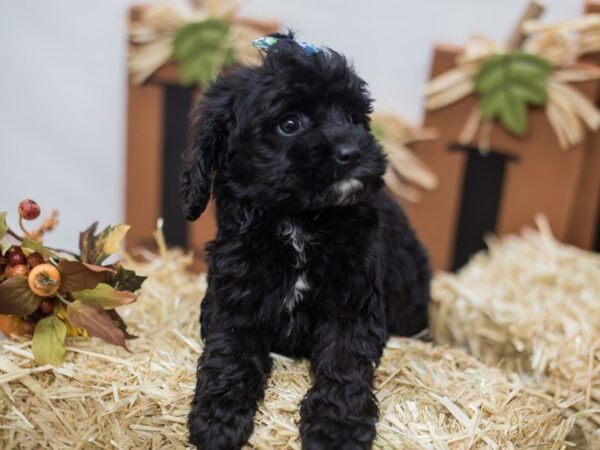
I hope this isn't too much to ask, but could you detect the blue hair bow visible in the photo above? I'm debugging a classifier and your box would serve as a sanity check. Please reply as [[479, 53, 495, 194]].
[[252, 36, 322, 56]]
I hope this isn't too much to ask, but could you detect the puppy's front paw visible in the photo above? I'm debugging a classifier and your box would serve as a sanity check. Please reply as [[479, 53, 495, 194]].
[[300, 415, 376, 450], [300, 384, 378, 450], [188, 404, 254, 450]]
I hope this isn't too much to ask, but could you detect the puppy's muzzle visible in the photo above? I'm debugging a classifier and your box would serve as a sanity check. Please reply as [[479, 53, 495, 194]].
[[335, 144, 361, 168]]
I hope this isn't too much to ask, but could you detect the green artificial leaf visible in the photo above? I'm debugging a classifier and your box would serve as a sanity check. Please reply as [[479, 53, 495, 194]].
[[474, 52, 553, 136], [66, 300, 128, 349], [32, 316, 67, 366], [0, 212, 7, 240], [78, 223, 130, 265], [93, 225, 130, 264], [21, 237, 56, 259], [79, 222, 99, 264], [72, 283, 136, 309], [100, 225, 130, 256], [107, 264, 147, 292], [172, 19, 234, 87], [58, 260, 115, 292], [0, 276, 42, 315]]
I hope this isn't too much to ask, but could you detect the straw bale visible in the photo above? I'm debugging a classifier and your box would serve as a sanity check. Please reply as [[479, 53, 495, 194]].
[[431, 216, 600, 445], [0, 246, 572, 449]]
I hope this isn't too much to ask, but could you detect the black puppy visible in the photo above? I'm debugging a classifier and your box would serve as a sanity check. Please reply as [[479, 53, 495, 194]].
[[180, 33, 430, 450]]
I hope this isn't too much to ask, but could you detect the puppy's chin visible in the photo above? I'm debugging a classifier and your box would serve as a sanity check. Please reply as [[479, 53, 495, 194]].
[[308, 176, 383, 210], [332, 178, 364, 206]]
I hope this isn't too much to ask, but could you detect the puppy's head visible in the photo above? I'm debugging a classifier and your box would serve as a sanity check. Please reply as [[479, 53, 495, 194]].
[[180, 33, 386, 220]]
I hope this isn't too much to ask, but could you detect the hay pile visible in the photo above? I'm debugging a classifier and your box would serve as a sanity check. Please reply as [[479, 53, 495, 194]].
[[0, 247, 574, 449], [431, 216, 600, 445]]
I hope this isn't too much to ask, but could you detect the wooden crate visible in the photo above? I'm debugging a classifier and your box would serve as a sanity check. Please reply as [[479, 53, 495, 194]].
[[404, 44, 599, 270]]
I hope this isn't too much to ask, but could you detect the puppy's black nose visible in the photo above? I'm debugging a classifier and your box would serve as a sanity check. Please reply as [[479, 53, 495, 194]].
[[335, 145, 361, 167]]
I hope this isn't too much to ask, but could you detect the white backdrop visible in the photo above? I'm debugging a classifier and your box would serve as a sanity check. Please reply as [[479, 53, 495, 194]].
[[0, 0, 581, 250]]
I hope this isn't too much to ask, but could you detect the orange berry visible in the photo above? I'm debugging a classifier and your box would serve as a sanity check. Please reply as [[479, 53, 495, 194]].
[[28, 264, 61, 297], [5, 264, 30, 277]]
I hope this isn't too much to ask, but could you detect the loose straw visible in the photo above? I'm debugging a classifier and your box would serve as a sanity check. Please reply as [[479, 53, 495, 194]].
[[431, 215, 600, 447], [0, 244, 572, 449]]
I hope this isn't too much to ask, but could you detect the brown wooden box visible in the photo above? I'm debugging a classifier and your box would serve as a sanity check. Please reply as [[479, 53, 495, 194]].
[[404, 44, 600, 271], [571, 0, 600, 251], [125, 8, 279, 271]]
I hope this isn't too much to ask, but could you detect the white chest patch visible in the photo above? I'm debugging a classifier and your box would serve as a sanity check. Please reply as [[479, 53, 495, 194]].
[[278, 219, 311, 311], [284, 272, 310, 312]]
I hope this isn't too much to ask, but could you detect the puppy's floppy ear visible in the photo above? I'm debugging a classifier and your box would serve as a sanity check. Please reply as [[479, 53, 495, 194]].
[[180, 97, 229, 221]]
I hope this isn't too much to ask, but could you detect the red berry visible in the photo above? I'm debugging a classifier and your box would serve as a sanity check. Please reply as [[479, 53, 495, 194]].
[[39, 299, 55, 315], [8, 251, 26, 267], [5, 264, 30, 277], [5, 245, 23, 258], [26, 252, 45, 268], [18, 199, 41, 221]]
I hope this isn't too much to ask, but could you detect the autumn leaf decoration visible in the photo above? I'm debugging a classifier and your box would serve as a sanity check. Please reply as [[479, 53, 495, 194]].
[[128, 3, 274, 87], [0, 200, 146, 366], [474, 52, 552, 136], [424, 14, 600, 150], [172, 19, 235, 87]]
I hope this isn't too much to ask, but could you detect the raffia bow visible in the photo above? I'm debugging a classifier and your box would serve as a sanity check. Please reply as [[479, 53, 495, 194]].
[[524, 14, 600, 58], [128, 0, 268, 84], [424, 16, 600, 151], [372, 113, 438, 203]]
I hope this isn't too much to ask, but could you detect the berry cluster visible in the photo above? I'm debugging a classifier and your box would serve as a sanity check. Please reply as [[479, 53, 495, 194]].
[[0, 199, 146, 366], [1, 200, 61, 334]]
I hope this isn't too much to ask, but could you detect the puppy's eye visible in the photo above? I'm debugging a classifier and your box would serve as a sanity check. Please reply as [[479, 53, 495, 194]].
[[277, 114, 303, 136]]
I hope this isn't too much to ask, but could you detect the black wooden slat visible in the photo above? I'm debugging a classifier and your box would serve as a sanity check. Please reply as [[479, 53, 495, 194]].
[[161, 84, 194, 247], [450, 144, 518, 270]]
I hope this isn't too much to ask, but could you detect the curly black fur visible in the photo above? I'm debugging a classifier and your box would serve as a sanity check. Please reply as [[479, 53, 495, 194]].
[[180, 33, 431, 450]]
